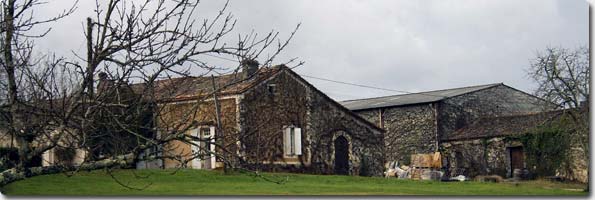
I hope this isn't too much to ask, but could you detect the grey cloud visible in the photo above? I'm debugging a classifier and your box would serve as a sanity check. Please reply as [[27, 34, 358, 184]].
[[33, 0, 589, 101]]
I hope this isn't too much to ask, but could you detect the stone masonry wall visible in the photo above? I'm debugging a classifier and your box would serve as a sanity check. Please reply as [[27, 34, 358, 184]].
[[239, 70, 309, 168], [441, 137, 515, 178], [240, 69, 385, 176], [356, 104, 438, 165]]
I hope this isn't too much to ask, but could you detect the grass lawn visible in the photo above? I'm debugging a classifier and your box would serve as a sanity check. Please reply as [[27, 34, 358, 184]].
[[0, 169, 588, 196]]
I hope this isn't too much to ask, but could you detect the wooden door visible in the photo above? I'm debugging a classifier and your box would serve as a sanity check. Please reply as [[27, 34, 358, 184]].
[[509, 147, 524, 171]]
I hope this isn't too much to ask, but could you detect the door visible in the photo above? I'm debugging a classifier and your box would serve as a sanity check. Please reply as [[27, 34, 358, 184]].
[[509, 146, 524, 172], [191, 127, 216, 169], [199, 128, 211, 169], [200, 127, 216, 169], [334, 136, 349, 175]]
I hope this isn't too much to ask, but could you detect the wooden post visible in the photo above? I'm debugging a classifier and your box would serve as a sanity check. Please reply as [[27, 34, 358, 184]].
[[211, 75, 227, 172]]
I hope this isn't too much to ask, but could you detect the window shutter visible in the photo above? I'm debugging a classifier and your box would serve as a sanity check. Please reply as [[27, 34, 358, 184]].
[[209, 126, 216, 140], [192, 128, 201, 169], [294, 128, 302, 155], [283, 127, 291, 156], [209, 126, 216, 169]]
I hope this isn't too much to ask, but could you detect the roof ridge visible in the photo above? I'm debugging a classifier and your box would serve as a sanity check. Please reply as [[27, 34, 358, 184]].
[[341, 82, 502, 103], [131, 66, 284, 87]]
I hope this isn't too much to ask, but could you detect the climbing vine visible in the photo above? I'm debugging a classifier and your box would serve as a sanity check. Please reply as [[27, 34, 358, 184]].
[[507, 116, 574, 178]]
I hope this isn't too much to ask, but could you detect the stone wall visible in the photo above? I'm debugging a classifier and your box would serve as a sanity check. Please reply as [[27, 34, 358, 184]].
[[442, 136, 588, 183], [306, 85, 385, 176], [441, 137, 515, 178], [356, 104, 438, 165], [239, 70, 309, 168], [240, 69, 385, 176]]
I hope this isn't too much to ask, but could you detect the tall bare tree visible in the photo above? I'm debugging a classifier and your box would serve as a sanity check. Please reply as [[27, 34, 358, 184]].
[[0, 0, 76, 173], [528, 45, 589, 184], [0, 0, 300, 186], [528, 46, 589, 109]]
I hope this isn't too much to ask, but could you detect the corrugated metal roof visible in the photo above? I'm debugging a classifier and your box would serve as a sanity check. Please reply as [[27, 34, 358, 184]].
[[340, 83, 502, 110]]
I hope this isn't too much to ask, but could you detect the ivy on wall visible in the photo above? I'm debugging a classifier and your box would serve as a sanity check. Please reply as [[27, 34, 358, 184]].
[[506, 116, 574, 178]]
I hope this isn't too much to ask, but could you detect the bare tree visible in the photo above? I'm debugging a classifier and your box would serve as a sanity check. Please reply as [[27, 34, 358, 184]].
[[0, 0, 300, 187], [527, 45, 589, 184], [0, 0, 76, 175], [528, 46, 589, 109]]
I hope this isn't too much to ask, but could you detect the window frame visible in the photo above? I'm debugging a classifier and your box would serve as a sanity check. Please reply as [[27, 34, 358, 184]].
[[283, 125, 302, 157]]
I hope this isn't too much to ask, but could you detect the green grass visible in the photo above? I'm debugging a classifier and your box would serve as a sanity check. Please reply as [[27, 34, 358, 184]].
[[1, 169, 588, 196]]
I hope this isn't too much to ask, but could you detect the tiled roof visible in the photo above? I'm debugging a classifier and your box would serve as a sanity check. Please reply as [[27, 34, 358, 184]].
[[130, 66, 283, 102], [340, 83, 502, 110], [443, 110, 572, 141]]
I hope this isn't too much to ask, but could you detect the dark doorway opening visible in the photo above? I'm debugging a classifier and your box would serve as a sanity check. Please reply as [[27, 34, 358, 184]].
[[509, 146, 524, 174], [334, 136, 349, 175]]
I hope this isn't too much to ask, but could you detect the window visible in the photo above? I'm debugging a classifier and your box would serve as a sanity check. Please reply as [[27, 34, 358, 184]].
[[283, 126, 302, 156], [267, 84, 277, 95], [200, 127, 212, 138], [200, 127, 213, 147]]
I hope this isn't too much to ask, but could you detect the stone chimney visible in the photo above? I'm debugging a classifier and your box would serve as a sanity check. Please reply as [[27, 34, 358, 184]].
[[97, 72, 112, 94], [241, 59, 259, 79]]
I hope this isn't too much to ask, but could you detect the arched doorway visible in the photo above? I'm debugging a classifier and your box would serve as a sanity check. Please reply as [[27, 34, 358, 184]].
[[334, 136, 349, 175]]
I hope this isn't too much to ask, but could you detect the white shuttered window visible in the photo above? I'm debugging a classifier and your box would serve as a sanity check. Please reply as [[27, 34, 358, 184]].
[[283, 126, 302, 156]]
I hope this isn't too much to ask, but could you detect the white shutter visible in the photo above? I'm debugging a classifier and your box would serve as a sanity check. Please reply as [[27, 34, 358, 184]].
[[283, 127, 291, 156], [209, 126, 216, 169], [191, 128, 201, 169], [294, 128, 302, 155]]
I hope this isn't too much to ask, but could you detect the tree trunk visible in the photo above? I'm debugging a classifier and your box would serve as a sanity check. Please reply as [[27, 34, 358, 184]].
[[0, 153, 135, 186], [3, 0, 28, 172]]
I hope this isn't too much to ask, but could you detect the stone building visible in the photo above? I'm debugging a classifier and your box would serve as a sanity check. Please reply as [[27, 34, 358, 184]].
[[441, 108, 588, 182], [138, 61, 385, 176], [340, 84, 551, 174]]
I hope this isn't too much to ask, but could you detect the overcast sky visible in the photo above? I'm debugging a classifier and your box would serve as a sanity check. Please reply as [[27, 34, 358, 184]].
[[35, 0, 588, 101]]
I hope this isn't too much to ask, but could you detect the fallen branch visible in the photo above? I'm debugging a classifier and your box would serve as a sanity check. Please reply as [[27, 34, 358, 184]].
[[0, 153, 135, 187]]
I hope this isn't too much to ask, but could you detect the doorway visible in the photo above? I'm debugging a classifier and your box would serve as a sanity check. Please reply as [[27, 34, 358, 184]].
[[334, 136, 349, 175], [509, 146, 524, 174], [191, 127, 216, 169]]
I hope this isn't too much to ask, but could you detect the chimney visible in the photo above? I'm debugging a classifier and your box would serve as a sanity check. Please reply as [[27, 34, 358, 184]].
[[241, 59, 259, 79], [97, 72, 111, 94]]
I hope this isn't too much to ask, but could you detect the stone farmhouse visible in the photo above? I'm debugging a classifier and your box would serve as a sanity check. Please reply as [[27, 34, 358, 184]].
[[1, 61, 384, 176], [134, 61, 385, 176], [340, 84, 555, 178]]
